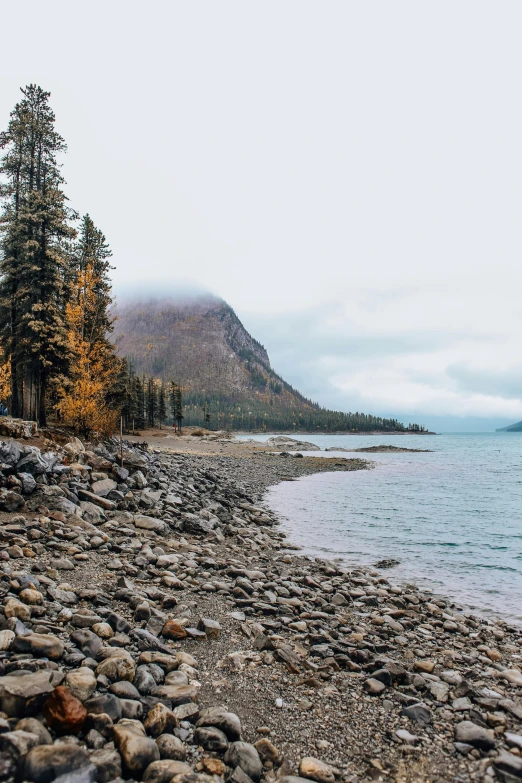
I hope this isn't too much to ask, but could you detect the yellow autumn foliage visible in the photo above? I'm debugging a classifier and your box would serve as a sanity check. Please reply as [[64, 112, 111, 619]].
[[56, 265, 119, 440], [0, 360, 11, 405]]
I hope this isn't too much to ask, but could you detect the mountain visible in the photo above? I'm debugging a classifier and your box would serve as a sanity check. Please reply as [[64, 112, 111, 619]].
[[113, 292, 414, 432], [496, 421, 522, 432]]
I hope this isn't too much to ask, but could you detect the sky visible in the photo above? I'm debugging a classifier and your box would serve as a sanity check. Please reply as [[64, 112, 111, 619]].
[[1, 1, 522, 431]]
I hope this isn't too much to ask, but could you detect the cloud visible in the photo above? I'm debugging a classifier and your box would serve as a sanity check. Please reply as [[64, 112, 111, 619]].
[[239, 285, 522, 426]]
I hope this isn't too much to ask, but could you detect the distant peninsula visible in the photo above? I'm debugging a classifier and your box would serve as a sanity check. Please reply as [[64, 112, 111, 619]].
[[496, 420, 522, 432]]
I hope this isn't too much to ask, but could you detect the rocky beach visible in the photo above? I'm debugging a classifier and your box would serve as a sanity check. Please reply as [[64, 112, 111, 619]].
[[0, 424, 518, 783]]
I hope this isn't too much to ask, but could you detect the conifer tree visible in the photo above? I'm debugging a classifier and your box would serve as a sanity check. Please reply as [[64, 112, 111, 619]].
[[0, 85, 75, 424], [73, 214, 114, 345], [135, 376, 145, 430], [146, 377, 157, 427], [158, 383, 167, 429]]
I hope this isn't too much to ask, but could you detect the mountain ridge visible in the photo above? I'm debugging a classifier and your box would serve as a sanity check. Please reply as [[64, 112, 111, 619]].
[[113, 292, 419, 432]]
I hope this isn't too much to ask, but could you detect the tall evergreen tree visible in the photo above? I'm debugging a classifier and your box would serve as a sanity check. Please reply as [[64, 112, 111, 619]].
[[135, 375, 145, 429], [72, 214, 114, 345], [0, 85, 75, 424], [146, 376, 157, 427], [158, 382, 167, 429]]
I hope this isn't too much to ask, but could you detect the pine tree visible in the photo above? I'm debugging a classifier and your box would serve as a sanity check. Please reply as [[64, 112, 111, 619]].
[[158, 382, 167, 429], [146, 376, 157, 427], [0, 85, 76, 424], [73, 214, 114, 345], [174, 384, 184, 432], [135, 375, 145, 430]]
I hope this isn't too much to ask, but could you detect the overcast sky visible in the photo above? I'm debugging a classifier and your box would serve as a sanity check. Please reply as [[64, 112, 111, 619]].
[[2, 1, 522, 431]]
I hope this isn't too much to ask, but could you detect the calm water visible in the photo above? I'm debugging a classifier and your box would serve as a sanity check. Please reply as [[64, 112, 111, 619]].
[[238, 432, 522, 625]]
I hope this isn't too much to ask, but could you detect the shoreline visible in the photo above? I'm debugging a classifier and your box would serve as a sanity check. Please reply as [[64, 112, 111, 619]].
[[0, 432, 519, 782]]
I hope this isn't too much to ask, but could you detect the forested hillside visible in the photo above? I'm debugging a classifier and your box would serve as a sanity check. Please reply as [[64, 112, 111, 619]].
[[114, 295, 422, 433]]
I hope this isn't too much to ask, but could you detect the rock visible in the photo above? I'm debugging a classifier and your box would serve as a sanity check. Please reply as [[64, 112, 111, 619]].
[[0, 631, 14, 651], [70, 629, 102, 658], [42, 686, 87, 734], [455, 720, 495, 750], [364, 678, 386, 695], [151, 684, 199, 706], [299, 758, 337, 783], [144, 703, 178, 737], [91, 479, 117, 497], [193, 726, 229, 751], [0, 670, 63, 717], [395, 729, 419, 745], [51, 558, 76, 570], [494, 750, 522, 780], [196, 710, 242, 740], [88, 748, 122, 783], [401, 703, 432, 726], [11, 633, 64, 660], [254, 738, 280, 764], [134, 515, 169, 535], [162, 620, 187, 640], [197, 618, 221, 639], [500, 669, 522, 687], [113, 719, 160, 777], [143, 760, 192, 783], [414, 660, 435, 673], [23, 744, 90, 783], [0, 440, 21, 465], [4, 597, 31, 621], [84, 694, 122, 723], [19, 587, 44, 605], [0, 419, 37, 439], [0, 489, 24, 511], [0, 729, 41, 763], [95, 653, 135, 683], [110, 680, 141, 700], [106, 611, 132, 634], [77, 490, 116, 510], [155, 734, 187, 760], [15, 718, 52, 746], [224, 742, 263, 783], [19, 472, 37, 493]]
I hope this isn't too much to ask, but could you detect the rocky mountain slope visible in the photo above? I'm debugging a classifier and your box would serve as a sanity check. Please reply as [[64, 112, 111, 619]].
[[114, 294, 312, 409], [113, 294, 410, 433]]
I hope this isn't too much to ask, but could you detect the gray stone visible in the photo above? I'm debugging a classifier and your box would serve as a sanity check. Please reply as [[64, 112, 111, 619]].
[[155, 734, 187, 760], [23, 744, 90, 783], [196, 710, 242, 740], [193, 726, 228, 752], [89, 748, 122, 783], [224, 742, 262, 783], [455, 720, 495, 751]]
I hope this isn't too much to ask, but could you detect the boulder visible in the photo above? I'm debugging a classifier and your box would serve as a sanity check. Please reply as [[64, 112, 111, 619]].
[[0, 418, 37, 440], [113, 719, 160, 778], [134, 515, 169, 535], [42, 686, 87, 734], [0, 670, 64, 717], [23, 744, 90, 783]]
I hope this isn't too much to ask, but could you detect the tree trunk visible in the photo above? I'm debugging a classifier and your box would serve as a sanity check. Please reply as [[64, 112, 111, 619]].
[[38, 374, 47, 426]]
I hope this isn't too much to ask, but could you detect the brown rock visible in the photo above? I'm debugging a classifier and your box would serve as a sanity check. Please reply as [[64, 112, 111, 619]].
[[162, 620, 187, 640], [43, 686, 87, 735], [200, 758, 226, 776], [144, 703, 179, 737], [299, 757, 337, 783], [414, 660, 436, 673]]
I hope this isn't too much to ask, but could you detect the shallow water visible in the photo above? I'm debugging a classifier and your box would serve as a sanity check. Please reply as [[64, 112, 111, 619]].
[[238, 432, 522, 625]]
